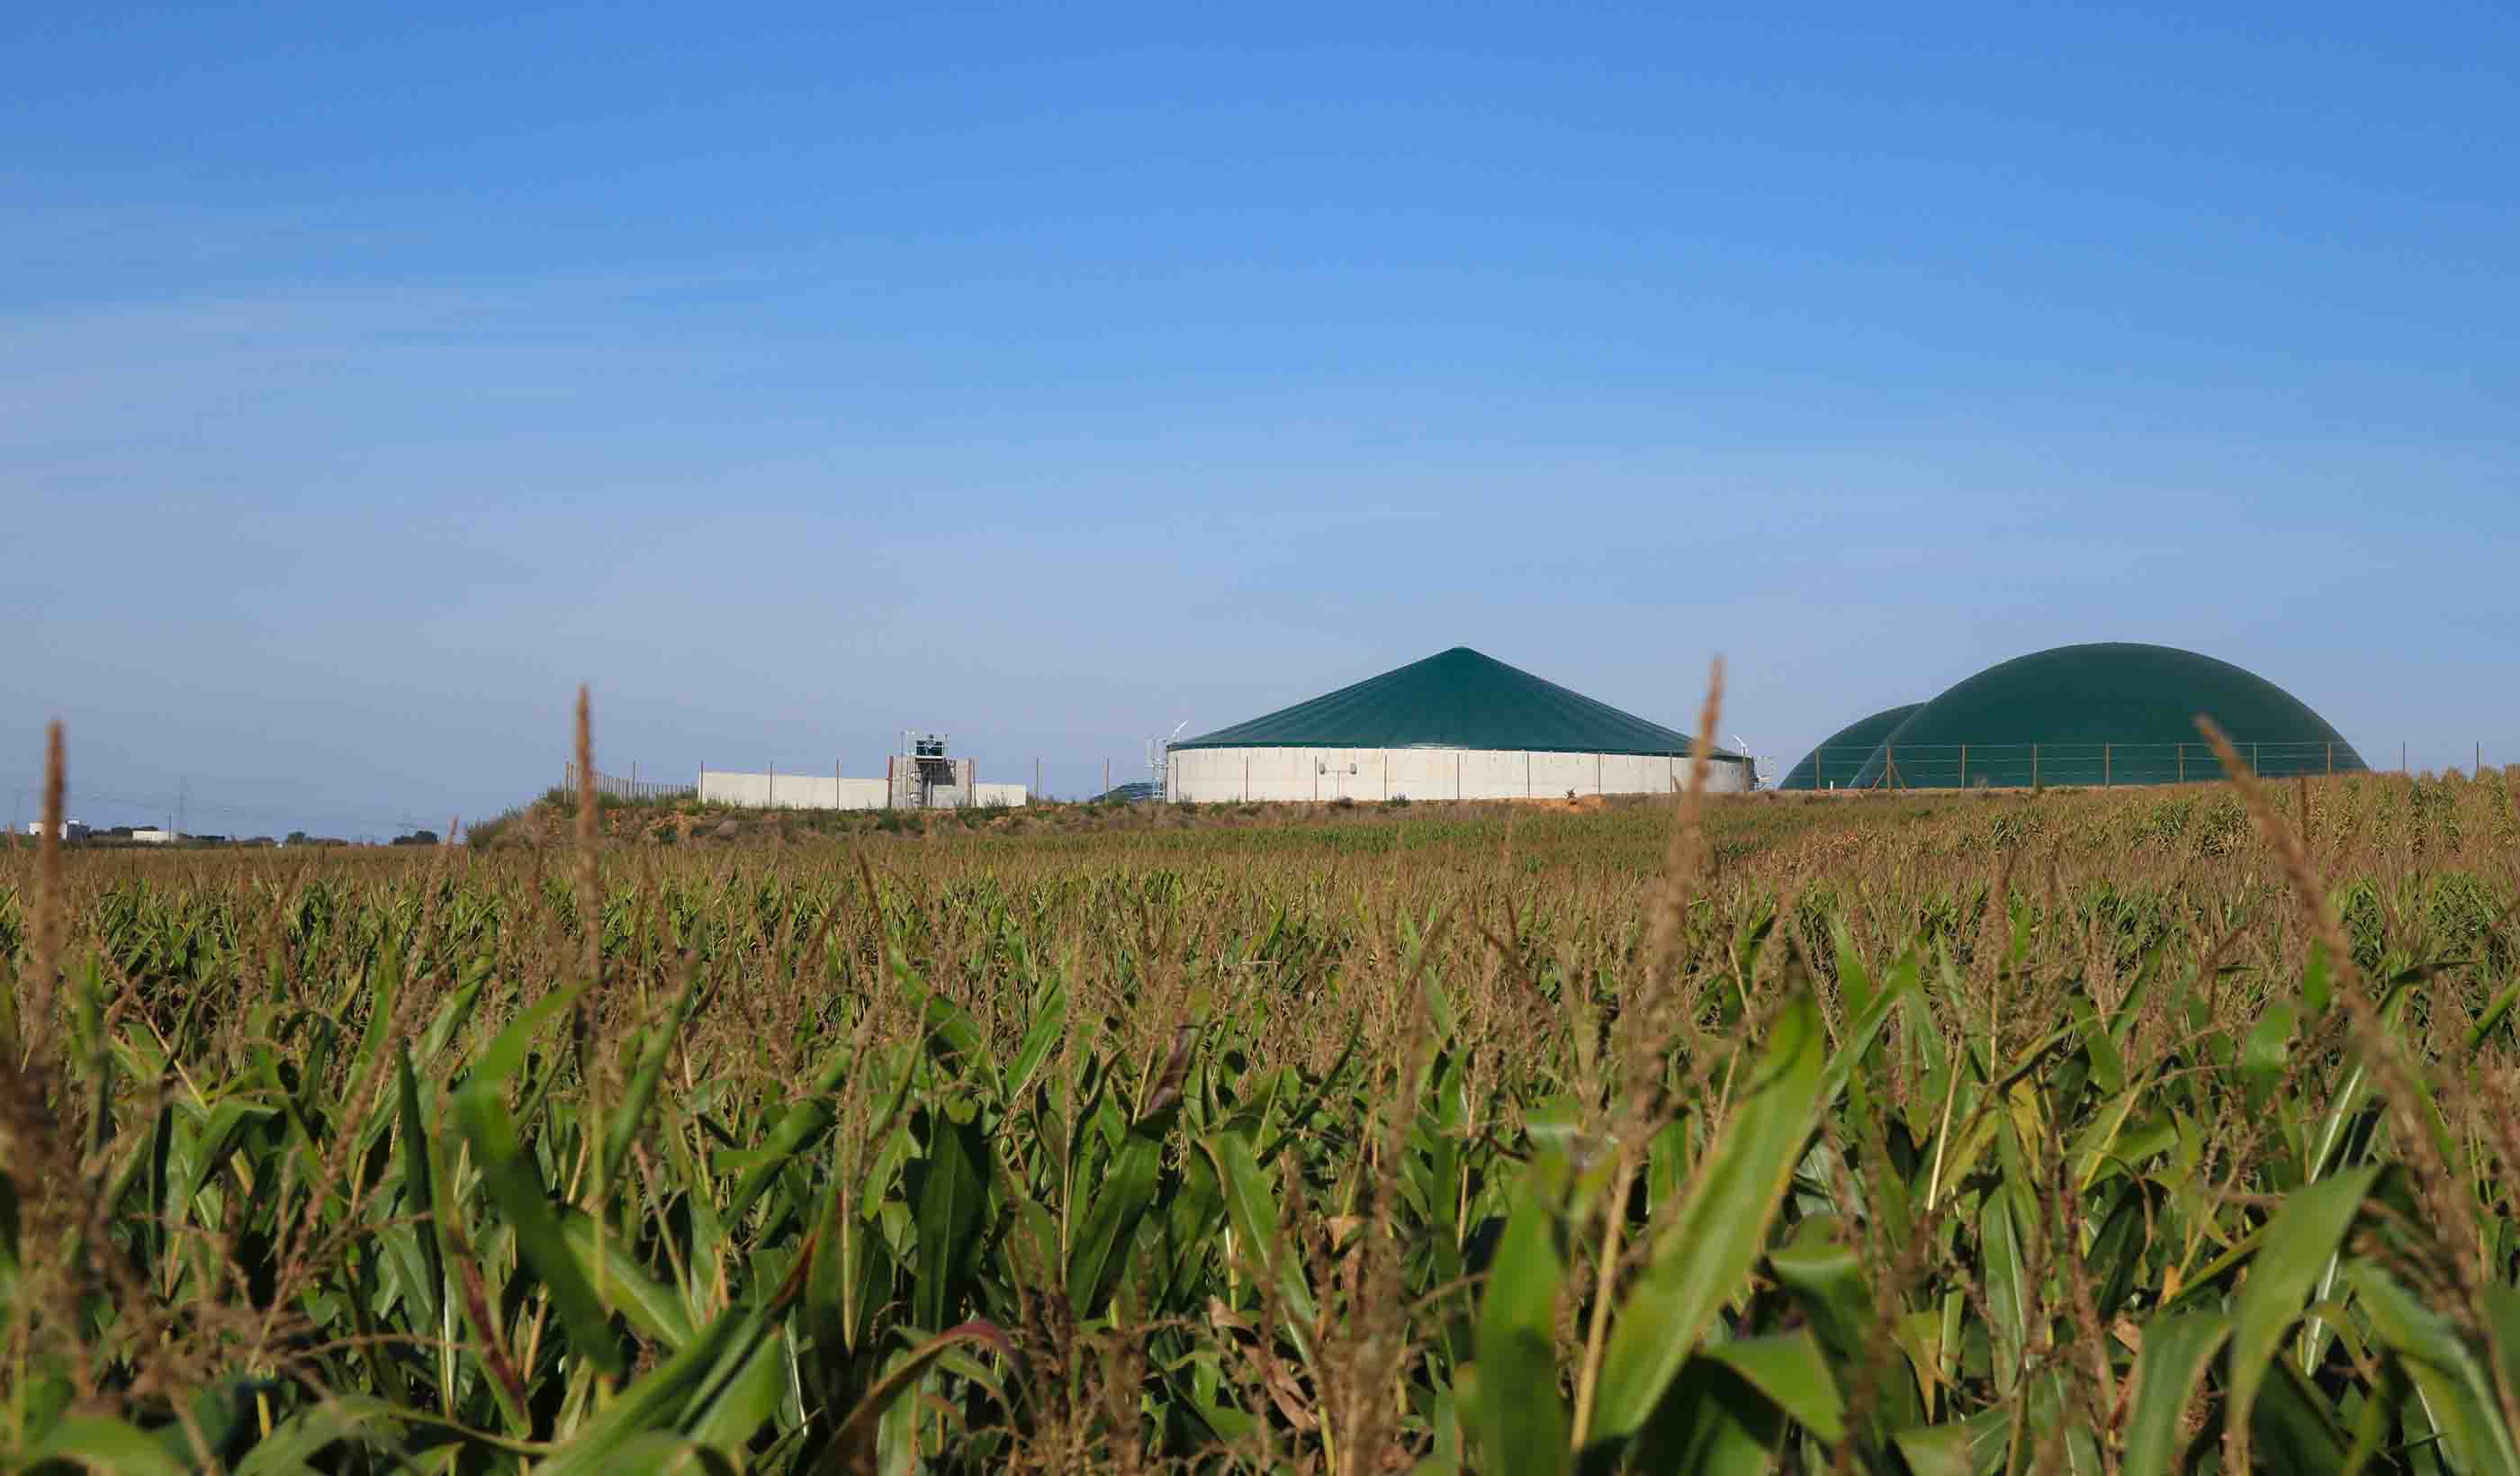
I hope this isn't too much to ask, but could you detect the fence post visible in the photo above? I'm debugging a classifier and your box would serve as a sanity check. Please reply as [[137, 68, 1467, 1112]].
[[2104, 743, 2111, 788], [2251, 743, 2259, 777], [2326, 742, 2333, 778], [1959, 743, 1966, 788], [770, 761, 775, 808], [2177, 743, 2184, 783], [2032, 743, 2040, 790]]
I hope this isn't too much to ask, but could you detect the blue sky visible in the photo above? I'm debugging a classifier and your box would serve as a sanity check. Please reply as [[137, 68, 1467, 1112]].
[[7, 1, 2516, 831]]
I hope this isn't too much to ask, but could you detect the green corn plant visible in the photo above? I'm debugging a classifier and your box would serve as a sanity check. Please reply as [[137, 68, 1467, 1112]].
[[6, 767, 2520, 1471]]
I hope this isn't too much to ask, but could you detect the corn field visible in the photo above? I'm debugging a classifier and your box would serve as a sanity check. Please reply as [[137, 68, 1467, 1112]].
[[7, 757, 2520, 1472]]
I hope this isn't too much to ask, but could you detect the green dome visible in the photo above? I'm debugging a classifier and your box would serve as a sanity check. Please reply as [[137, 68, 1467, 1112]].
[[1850, 644, 2365, 789], [1779, 704, 1922, 790]]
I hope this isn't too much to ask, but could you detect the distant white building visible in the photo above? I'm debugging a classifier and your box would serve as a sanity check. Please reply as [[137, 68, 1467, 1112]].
[[22, 820, 91, 842], [129, 826, 175, 844]]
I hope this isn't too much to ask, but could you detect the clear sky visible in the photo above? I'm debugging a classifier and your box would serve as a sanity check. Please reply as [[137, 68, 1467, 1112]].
[[8, 2, 2517, 832]]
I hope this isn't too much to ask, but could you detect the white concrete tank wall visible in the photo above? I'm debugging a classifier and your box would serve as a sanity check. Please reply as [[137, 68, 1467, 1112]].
[[1164, 747, 1751, 803]]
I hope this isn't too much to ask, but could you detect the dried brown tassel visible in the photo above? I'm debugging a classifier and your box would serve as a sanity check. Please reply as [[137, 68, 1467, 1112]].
[[574, 686, 599, 989]]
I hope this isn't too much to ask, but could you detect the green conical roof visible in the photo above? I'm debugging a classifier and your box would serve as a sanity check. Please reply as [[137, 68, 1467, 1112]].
[[1849, 643, 2365, 788], [1175, 648, 1733, 757], [1778, 704, 1922, 790]]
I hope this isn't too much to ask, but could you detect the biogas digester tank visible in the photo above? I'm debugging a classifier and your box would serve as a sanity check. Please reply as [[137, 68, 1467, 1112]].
[[1802, 643, 2364, 791]]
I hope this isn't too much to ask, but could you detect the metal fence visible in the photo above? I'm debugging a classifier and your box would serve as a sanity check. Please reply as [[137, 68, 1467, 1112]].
[[562, 762, 697, 803], [1797, 740, 2364, 791]]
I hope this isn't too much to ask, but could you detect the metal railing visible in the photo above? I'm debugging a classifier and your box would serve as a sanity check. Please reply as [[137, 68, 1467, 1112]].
[[1794, 740, 2365, 791], [562, 762, 697, 803]]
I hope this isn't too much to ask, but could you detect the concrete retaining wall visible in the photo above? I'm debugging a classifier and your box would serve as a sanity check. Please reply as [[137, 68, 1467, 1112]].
[[697, 770, 1028, 809]]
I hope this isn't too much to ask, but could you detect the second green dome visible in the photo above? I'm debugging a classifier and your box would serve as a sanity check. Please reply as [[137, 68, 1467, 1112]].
[[1846, 643, 2364, 788]]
